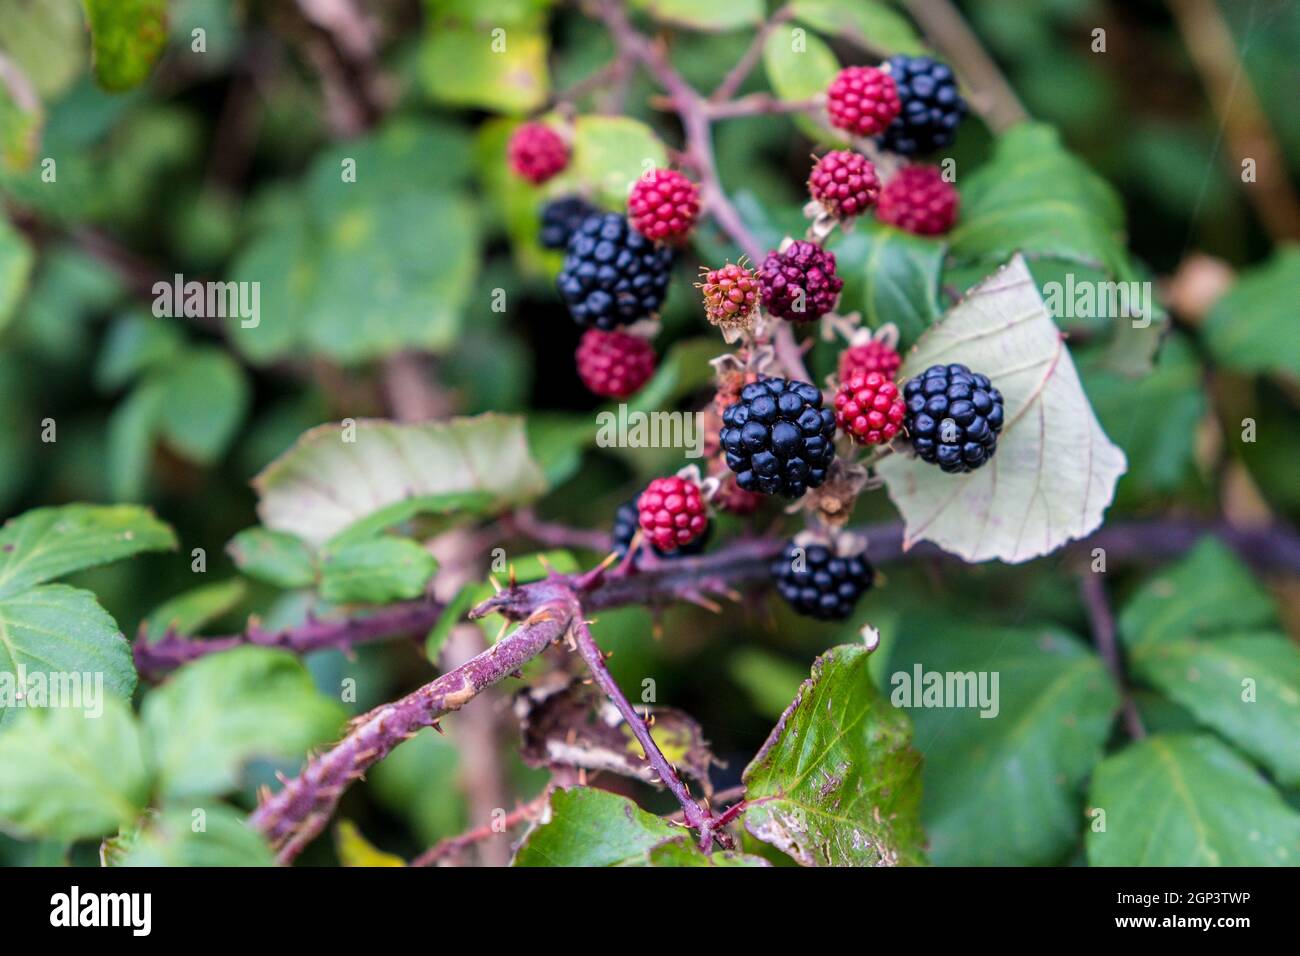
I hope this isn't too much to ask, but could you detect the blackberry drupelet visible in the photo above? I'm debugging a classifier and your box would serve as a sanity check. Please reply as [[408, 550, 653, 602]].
[[757, 240, 844, 322], [557, 213, 676, 329], [611, 499, 709, 559], [876, 55, 967, 157], [720, 378, 837, 498], [771, 539, 875, 620], [902, 363, 1004, 473], [540, 195, 600, 250]]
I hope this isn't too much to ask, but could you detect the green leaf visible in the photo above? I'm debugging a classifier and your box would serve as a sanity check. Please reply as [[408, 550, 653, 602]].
[[140, 578, 248, 644], [728, 647, 807, 721], [631, 0, 762, 32], [306, 193, 479, 363], [950, 123, 1126, 273], [877, 256, 1127, 563], [420, 15, 549, 114], [572, 115, 668, 209], [0, 503, 176, 598], [1087, 734, 1300, 866], [891, 621, 1118, 865], [1118, 538, 1276, 647], [762, 24, 842, 144], [141, 646, 346, 798], [831, 222, 946, 350], [114, 803, 276, 866], [318, 537, 438, 604], [328, 492, 495, 547], [1120, 539, 1300, 786], [1202, 245, 1300, 376], [512, 787, 682, 867], [0, 214, 34, 332], [253, 414, 548, 547], [226, 209, 314, 365], [81, 0, 168, 92], [95, 312, 185, 390], [0, 695, 149, 839], [226, 527, 317, 589], [791, 0, 926, 56], [156, 347, 251, 464], [741, 643, 926, 866], [645, 837, 770, 867], [1081, 333, 1206, 498], [106, 378, 166, 501]]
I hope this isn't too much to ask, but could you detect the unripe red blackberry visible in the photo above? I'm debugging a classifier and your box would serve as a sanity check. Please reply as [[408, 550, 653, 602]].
[[575, 329, 656, 398], [698, 261, 759, 331], [834, 371, 906, 446], [628, 168, 700, 242], [508, 123, 568, 184], [808, 150, 880, 219], [838, 339, 902, 382], [758, 240, 843, 322], [876, 165, 959, 236], [637, 476, 709, 552], [826, 66, 901, 137]]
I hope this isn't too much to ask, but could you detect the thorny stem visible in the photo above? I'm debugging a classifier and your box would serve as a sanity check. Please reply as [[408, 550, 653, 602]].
[[569, 615, 723, 848], [1079, 573, 1146, 740]]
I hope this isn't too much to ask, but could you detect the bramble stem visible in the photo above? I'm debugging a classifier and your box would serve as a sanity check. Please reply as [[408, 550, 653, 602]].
[[1079, 573, 1146, 740]]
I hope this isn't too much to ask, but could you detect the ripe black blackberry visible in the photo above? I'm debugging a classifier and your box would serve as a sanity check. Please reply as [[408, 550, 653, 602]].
[[771, 540, 875, 620], [720, 378, 836, 498], [903, 363, 1004, 473], [877, 55, 967, 156], [611, 500, 708, 560], [540, 195, 599, 250], [557, 212, 675, 329]]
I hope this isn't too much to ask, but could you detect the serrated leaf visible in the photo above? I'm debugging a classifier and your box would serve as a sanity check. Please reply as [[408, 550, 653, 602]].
[[113, 803, 275, 866], [141, 646, 346, 798], [0, 503, 176, 598], [1087, 734, 1300, 866], [877, 255, 1127, 563], [791, 0, 926, 56], [1120, 539, 1300, 787], [140, 578, 247, 644], [741, 643, 926, 866], [318, 537, 438, 604], [226, 527, 317, 589], [0, 695, 149, 839], [81, 0, 168, 92], [1118, 538, 1276, 646], [512, 787, 681, 867], [891, 621, 1118, 865], [631, 0, 762, 32], [572, 115, 668, 209], [1202, 245, 1300, 376], [253, 414, 548, 547], [335, 820, 406, 867]]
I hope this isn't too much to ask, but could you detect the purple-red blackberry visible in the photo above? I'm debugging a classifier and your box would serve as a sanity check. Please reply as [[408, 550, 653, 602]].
[[758, 241, 843, 322]]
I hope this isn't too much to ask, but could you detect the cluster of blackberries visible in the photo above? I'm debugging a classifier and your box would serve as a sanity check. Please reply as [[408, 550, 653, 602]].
[[720, 378, 837, 498], [902, 363, 1005, 473], [770, 540, 875, 620]]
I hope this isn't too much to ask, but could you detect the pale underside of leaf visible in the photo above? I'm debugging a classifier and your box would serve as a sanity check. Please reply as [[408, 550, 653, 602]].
[[877, 255, 1126, 563]]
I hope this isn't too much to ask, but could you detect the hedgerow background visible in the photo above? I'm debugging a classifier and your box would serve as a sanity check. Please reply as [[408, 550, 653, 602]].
[[0, 0, 1298, 867]]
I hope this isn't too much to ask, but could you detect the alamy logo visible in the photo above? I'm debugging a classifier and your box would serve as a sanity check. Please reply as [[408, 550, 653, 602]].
[[153, 273, 260, 328], [0, 666, 103, 717], [1041, 274, 1153, 327], [890, 665, 1000, 718], [50, 886, 151, 936], [595, 405, 705, 458]]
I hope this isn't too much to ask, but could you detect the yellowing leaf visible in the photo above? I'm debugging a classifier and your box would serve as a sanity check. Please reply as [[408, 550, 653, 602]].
[[877, 255, 1126, 563]]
